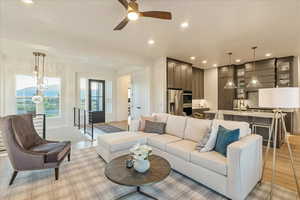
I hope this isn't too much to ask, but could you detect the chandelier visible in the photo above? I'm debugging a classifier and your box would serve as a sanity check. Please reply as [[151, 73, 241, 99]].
[[32, 52, 47, 104]]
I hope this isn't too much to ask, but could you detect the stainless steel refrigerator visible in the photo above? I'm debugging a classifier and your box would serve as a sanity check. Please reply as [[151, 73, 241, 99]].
[[168, 89, 183, 115]]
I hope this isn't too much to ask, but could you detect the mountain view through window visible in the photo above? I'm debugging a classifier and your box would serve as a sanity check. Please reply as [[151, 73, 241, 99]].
[[16, 75, 61, 117]]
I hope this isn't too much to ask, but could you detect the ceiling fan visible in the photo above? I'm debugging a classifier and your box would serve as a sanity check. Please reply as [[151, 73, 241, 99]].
[[114, 0, 172, 31]]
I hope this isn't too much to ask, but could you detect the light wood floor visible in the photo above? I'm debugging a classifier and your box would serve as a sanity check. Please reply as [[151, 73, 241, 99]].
[[263, 144, 300, 192]]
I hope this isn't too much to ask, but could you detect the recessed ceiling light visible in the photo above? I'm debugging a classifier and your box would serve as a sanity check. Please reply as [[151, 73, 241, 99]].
[[181, 22, 189, 28], [235, 59, 241, 63], [148, 40, 155, 45], [190, 56, 196, 60], [213, 64, 218, 67], [265, 53, 272, 57], [21, 0, 34, 4], [202, 60, 207, 64]]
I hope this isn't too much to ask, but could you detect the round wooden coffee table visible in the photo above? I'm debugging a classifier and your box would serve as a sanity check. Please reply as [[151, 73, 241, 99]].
[[105, 154, 171, 200]]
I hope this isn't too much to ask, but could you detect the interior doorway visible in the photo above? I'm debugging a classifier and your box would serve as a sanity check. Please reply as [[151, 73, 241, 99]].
[[88, 79, 105, 123]]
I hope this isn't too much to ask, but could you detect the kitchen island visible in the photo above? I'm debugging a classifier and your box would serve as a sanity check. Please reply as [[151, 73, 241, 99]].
[[204, 110, 292, 147], [204, 110, 286, 118]]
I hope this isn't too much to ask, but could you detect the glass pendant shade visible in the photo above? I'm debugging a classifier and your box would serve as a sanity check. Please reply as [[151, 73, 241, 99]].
[[32, 95, 43, 104], [224, 52, 237, 89], [246, 46, 261, 89], [246, 77, 262, 88], [224, 79, 237, 89]]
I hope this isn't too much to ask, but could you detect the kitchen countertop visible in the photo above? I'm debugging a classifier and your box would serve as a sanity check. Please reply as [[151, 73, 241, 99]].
[[192, 107, 209, 110], [204, 110, 287, 118]]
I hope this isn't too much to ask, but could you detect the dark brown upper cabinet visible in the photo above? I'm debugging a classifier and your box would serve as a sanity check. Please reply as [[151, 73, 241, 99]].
[[218, 65, 235, 110], [167, 58, 193, 91], [192, 67, 204, 99], [276, 56, 294, 87], [245, 58, 276, 91]]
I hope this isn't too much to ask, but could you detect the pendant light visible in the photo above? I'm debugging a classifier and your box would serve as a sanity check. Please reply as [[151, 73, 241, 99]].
[[246, 46, 262, 88], [224, 52, 237, 89], [32, 52, 47, 104]]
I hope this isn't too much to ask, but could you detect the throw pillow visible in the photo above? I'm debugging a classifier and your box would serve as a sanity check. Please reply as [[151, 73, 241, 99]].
[[196, 120, 219, 152], [195, 121, 214, 151], [144, 120, 166, 134], [214, 125, 240, 157], [139, 116, 156, 131]]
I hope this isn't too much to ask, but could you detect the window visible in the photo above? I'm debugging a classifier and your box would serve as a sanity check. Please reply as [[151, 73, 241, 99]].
[[43, 77, 61, 117], [16, 75, 37, 114], [15, 75, 61, 117], [79, 78, 87, 110]]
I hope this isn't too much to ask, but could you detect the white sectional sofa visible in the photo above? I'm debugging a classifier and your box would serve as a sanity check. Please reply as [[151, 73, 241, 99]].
[[96, 113, 263, 200]]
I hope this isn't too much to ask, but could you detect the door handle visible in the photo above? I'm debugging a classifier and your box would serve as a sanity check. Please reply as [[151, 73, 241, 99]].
[[137, 107, 141, 109]]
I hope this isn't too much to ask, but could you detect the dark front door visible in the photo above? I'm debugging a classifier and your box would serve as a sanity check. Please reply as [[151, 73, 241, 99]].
[[88, 79, 105, 123]]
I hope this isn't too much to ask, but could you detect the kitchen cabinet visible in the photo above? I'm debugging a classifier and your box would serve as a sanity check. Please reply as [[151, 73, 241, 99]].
[[276, 56, 294, 87], [218, 66, 235, 110], [192, 67, 204, 99], [245, 59, 276, 90], [167, 61, 175, 89], [236, 65, 246, 99], [167, 58, 193, 91]]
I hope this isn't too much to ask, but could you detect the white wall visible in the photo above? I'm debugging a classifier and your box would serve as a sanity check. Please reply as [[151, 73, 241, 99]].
[[150, 57, 167, 113], [0, 53, 4, 116], [116, 75, 130, 121], [75, 69, 117, 123], [131, 67, 151, 119], [204, 68, 218, 110]]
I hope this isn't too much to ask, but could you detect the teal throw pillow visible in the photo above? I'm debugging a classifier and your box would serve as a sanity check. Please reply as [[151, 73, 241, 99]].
[[214, 125, 240, 157]]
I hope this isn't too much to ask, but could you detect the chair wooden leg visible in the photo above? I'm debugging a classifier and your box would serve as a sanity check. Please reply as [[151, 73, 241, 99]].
[[68, 153, 71, 162], [9, 171, 18, 186], [55, 168, 59, 180]]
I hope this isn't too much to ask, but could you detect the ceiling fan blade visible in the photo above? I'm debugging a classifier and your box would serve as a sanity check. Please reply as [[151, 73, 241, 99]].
[[118, 0, 128, 9], [140, 11, 172, 20], [114, 18, 129, 31]]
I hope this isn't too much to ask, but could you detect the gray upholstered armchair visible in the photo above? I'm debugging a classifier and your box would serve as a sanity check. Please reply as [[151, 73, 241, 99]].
[[0, 114, 71, 185]]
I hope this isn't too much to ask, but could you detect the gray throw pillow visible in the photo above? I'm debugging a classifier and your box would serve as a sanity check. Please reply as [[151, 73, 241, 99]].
[[195, 121, 213, 151], [144, 120, 166, 134]]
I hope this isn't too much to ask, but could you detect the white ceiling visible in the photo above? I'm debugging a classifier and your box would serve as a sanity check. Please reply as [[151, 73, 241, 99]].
[[1, 0, 300, 68]]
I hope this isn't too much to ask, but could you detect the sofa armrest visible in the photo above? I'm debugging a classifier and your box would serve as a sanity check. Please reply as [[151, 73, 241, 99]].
[[227, 135, 263, 200], [129, 119, 140, 132]]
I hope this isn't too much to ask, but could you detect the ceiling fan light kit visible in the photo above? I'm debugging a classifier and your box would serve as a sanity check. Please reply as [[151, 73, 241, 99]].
[[114, 0, 172, 30]]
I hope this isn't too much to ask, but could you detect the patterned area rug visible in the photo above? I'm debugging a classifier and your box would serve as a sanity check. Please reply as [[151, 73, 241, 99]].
[[94, 125, 126, 133], [0, 147, 297, 200]]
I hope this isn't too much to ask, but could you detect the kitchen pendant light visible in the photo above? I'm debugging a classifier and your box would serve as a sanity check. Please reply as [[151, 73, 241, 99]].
[[246, 46, 262, 88], [224, 52, 237, 89]]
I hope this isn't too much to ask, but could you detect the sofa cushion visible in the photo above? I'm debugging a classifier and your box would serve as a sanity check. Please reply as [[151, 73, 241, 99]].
[[147, 134, 182, 151], [184, 118, 212, 142], [165, 115, 187, 138], [214, 120, 250, 138], [190, 150, 227, 176], [97, 132, 156, 153], [152, 113, 169, 123], [166, 140, 197, 161]]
